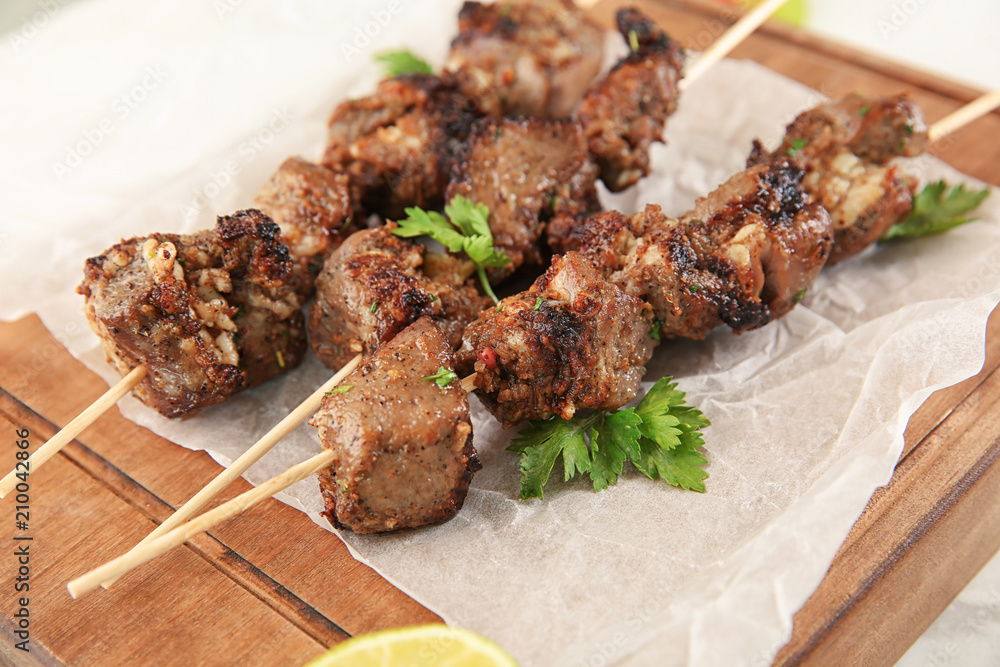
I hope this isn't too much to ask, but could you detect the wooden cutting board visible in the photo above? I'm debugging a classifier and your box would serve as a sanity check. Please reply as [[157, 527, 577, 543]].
[[2, 1, 999, 665]]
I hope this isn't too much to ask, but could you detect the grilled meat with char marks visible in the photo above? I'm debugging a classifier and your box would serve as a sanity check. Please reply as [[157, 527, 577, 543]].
[[323, 73, 479, 220], [447, 0, 603, 118], [575, 7, 685, 193], [748, 94, 927, 262], [577, 160, 833, 338], [79, 210, 305, 418], [462, 252, 656, 427], [310, 317, 479, 534], [252, 157, 355, 296], [309, 225, 491, 371], [446, 116, 600, 282]]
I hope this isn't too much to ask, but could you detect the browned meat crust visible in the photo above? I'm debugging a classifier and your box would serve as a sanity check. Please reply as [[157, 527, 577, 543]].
[[748, 94, 927, 263], [447, 0, 603, 118], [575, 7, 685, 192], [446, 116, 600, 281], [308, 225, 491, 370], [252, 157, 354, 296], [310, 317, 479, 534], [322, 74, 480, 220], [78, 210, 305, 418], [462, 252, 656, 427], [578, 160, 833, 338]]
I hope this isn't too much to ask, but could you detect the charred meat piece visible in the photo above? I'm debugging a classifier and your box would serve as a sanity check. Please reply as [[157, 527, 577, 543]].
[[323, 74, 479, 220], [748, 94, 927, 262], [252, 157, 355, 296], [447, 0, 603, 118], [578, 160, 833, 338], [310, 317, 479, 534], [462, 252, 656, 427], [78, 210, 305, 418], [575, 7, 685, 192], [309, 225, 491, 371], [446, 116, 600, 281]]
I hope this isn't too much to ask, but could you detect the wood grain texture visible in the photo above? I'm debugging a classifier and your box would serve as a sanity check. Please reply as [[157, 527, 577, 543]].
[[1, 1, 998, 665]]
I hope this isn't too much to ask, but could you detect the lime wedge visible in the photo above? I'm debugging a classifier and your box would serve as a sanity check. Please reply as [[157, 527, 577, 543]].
[[303, 624, 519, 667]]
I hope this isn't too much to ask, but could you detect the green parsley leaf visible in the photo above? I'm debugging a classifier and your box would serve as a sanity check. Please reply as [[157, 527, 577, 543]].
[[423, 366, 458, 388], [325, 385, 353, 396], [628, 29, 640, 52], [508, 377, 710, 499], [589, 410, 642, 491], [880, 180, 990, 242], [393, 195, 510, 304], [794, 288, 808, 304], [785, 137, 807, 156], [509, 418, 590, 500], [858, 105, 870, 117], [632, 439, 709, 492], [533, 296, 543, 311], [394, 207, 465, 252], [650, 320, 662, 341], [369, 300, 379, 314], [374, 50, 433, 77]]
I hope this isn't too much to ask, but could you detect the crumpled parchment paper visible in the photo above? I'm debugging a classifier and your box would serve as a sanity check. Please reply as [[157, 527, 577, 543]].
[[1, 1, 998, 665]]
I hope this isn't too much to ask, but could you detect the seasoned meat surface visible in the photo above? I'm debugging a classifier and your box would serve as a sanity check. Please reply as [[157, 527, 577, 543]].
[[310, 317, 479, 534], [78, 210, 305, 418], [446, 116, 600, 281], [323, 74, 479, 220], [252, 157, 354, 296], [447, 0, 603, 118], [748, 94, 927, 262], [309, 225, 491, 370], [462, 252, 656, 427], [575, 8, 685, 192], [578, 160, 833, 338]]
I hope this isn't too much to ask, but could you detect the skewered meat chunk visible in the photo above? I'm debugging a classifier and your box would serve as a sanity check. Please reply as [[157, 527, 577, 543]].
[[322, 74, 479, 221], [447, 0, 603, 118], [577, 160, 833, 338], [310, 317, 479, 534], [446, 116, 600, 281], [309, 225, 491, 371], [748, 94, 928, 262], [575, 7, 685, 192], [78, 210, 305, 418], [462, 252, 656, 427], [252, 157, 354, 296]]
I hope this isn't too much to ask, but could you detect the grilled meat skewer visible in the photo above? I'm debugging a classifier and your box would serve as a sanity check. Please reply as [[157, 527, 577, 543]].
[[446, 0, 604, 118], [309, 225, 491, 371], [748, 93, 929, 263], [310, 316, 480, 534], [79, 210, 306, 418]]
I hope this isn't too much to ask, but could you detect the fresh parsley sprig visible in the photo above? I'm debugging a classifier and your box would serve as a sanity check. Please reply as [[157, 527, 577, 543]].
[[880, 180, 990, 242], [423, 367, 458, 388], [374, 50, 433, 77], [508, 377, 710, 500], [393, 195, 510, 303]]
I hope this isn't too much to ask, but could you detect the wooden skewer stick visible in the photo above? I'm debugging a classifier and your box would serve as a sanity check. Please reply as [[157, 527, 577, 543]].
[[69, 448, 337, 598], [101, 353, 362, 589], [0, 365, 147, 499], [928, 89, 1000, 143], [680, 0, 788, 91], [72, 367, 476, 596]]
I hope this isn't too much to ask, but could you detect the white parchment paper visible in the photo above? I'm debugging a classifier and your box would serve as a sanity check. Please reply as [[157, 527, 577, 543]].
[[2, 2, 999, 665]]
